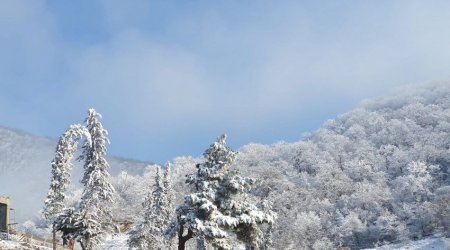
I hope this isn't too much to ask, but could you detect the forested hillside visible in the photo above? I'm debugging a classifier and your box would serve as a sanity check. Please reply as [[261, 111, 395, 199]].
[[104, 82, 450, 249], [232, 82, 450, 249], [3, 82, 450, 249]]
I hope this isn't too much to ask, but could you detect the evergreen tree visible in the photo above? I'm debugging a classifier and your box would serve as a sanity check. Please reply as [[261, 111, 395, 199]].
[[54, 208, 84, 246], [43, 124, 91, 249], [43, 124, 91, 221], [128, 181, 153, 250], [163, 163, 176, 249], [129, 165, 175, 249], [76, 109, 115, 250], [171, 134, 276, 250], [260, 201, 275, 250]]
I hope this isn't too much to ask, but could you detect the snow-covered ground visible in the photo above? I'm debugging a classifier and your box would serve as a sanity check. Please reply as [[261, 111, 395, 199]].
[[0, 239, 22, 249], [100, 235, 450, 250], [101, 234, 129, 250], [0, 239, 52, 250], [3, 235, 449, 250], [1, 235, 129, 250], [365, 237, 450, 250]]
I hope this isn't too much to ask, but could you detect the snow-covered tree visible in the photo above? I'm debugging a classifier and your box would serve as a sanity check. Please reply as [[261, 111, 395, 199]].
[[260, 201, 275, 250], [129, 165, 175, 249], [373, 209, 407, 243], [128, 178, 158, 250], [393, 161, 435, 203], [54, 208, 84, 246], [43, 124, 92, 250], [43, 125, 91, 222], [163, 163, 176, 249], [111, 171, 150, 222], [76, 108, 115, 250], [170, 134, 276, 250]]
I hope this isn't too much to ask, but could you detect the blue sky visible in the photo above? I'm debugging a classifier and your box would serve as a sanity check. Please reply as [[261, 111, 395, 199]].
[[1, 1, 450, 163]]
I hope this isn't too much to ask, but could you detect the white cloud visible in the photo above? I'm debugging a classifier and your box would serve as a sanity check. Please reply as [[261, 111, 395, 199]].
[[3, 0, 450, 161], [71, 30, 213, 131], [65, 0, 450, 138]]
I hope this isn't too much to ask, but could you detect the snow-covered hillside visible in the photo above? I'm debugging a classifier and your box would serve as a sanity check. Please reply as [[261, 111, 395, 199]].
[[0, 126, 151, 222], [1, 82, 450, 250]]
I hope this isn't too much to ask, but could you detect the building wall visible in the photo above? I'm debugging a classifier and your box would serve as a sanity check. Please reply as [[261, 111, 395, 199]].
[[0, 196, 10, 233]]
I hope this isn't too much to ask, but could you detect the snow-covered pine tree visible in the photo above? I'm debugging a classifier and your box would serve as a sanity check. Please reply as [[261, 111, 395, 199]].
[[43, 124, 91, 250], [163, 162, 176, 249], [128, 178, 153, 250], [260, 201, 275, 250], [171, 134, 276, 250], [129, 165, 174, 249], [76, 109, 115, 250], [43, 124, 91, 222], [54, 208, 83, 245]]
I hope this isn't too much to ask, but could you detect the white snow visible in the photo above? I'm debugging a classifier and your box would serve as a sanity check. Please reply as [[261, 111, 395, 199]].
[[0, 238, 53, 250], [0, 239, 22, 249], [365, 237, 450, 250], [101, 234, 129, 250]]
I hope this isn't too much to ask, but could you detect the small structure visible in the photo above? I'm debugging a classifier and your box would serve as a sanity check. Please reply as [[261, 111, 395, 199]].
[[0, 196, 10, 233]]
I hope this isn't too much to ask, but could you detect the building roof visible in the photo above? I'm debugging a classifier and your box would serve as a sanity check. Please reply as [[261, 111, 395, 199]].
[[0, 197, 10, 205]]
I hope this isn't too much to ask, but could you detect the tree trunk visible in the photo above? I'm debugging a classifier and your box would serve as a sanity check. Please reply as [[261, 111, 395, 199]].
[[178, 224, 193, 250], [79, 237, 89, 250], [52, 224, 56, 250]]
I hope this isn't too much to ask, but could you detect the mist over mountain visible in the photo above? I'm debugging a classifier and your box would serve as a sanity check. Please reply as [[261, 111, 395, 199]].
[[0, 127, 151, 222]]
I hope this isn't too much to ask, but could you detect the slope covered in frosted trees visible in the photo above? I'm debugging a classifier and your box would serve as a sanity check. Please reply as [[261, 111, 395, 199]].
[[232, 82, 450, 249], [6, 82, 450, 249]]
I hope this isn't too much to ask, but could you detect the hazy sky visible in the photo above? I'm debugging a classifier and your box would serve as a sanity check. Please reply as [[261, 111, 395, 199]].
[[1, 1, 450, 163]]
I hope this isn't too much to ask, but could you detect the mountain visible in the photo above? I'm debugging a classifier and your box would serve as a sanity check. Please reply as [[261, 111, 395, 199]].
[[1, 82, 449, 250], [0, 126, 151, 222], [236, 82, 450, 249]]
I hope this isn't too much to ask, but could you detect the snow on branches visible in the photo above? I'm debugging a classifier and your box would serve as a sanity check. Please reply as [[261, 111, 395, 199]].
[[43, 109, 114, 250], [43, 124, 91, 221], [128, 164, 175, 250], [171, 134, 276, 250]]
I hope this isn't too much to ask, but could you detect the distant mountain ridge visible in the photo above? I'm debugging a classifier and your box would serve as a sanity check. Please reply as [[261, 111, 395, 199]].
[[0, 126, 152, 222]]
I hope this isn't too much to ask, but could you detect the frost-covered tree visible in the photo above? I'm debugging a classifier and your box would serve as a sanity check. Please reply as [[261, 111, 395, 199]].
[[129, 165, 174, 249], [43, 124, 91, 250], [393, 161, 435, 203], [163, 163, 176, 249], [75, 109, 115, 250], [111, 171, 150, 222], [128, 177, 159, 250], [43, 124, 91, 222], [170, 134, 276, 250]]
